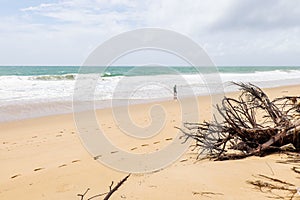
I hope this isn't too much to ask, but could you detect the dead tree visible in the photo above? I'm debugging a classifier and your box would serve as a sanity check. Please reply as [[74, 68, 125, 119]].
[[178, 82, 300, 160]]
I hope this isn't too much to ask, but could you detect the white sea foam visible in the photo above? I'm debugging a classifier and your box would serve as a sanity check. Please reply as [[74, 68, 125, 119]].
[[1, 70, 300, 122]]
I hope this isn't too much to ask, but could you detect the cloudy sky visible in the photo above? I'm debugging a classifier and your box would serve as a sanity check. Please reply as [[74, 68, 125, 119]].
[[1, 0, 300, 66]]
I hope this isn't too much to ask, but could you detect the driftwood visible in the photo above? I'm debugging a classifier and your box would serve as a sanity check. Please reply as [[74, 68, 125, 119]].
[[77, 174, 130, 200], [178, 82, 300, 160]]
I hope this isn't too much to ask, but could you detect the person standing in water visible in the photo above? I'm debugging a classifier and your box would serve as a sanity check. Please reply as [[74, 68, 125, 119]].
[[173, 85, 177, 100]]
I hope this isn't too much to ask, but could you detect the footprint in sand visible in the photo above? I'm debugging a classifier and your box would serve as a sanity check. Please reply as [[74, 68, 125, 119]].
[[56, 134, 62, 137], [34, 167, 44, 172], [93, 155, 102, 160], [153, 141, 160, 144], [130, 147, 138, 151], [11, 174, 21, 179], [58, 164, 67, 168], [32, 136, 37, 139], [71, 160, 80, 163], [57, 183, 74, 192], [165, 138, 173, 141]]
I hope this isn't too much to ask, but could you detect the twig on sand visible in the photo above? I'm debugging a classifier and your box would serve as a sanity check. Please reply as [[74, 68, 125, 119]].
[[192, 191, 223, 196], [77, 174, 130, 200], [77, 188, 90, 200], [103, 174, 130, 200], [247, 174, 298, 200]]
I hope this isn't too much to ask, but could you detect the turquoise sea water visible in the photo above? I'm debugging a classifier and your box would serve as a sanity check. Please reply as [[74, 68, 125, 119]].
[[1, 65, 300, 122], [1, 66, 300, 77]]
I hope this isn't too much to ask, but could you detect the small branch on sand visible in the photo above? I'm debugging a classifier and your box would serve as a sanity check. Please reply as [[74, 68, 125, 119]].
[[103, 174, 130, 200], [77, 174, 130, 200], [77, 188, 90, 200], [247, 174, 298, 199], [257, 174, 294, 187], [192, 191, 223, 196], [178, 82, 300, 160]]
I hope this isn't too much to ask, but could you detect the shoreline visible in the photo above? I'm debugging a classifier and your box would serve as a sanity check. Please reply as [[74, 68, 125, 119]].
[[1, 82, 300, 123], [1, 84, 300, 199]]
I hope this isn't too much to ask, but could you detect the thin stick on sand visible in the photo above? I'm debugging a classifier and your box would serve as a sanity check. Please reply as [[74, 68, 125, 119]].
[[77, 174, 130, 200]]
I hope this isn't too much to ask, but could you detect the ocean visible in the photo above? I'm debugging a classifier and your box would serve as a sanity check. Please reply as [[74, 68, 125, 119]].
[[1, 66, 300, 122]]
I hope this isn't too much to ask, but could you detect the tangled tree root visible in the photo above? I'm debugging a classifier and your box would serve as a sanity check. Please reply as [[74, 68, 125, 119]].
[[177, 82, 300, 160]]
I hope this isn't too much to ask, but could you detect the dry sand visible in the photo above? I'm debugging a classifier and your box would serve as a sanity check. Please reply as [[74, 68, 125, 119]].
[[1, 85, 300, 199]]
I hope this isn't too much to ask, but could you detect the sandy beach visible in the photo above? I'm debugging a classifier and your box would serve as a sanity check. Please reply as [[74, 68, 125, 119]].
[[1, 84, 300, 200]]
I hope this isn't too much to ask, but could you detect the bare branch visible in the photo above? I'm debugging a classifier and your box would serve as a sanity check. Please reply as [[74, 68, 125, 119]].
[[178, 82, 300, 160], [103, 174, 130, 200], [78, 174, 130, 200], [78, 188, 90, 200]]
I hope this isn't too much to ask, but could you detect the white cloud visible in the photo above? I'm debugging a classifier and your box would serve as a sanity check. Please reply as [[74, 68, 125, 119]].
[[212, 0, 300, 31], [20, 3, 59, 12], [0, 0, 300, 65], [19, 0, 145, 25]]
